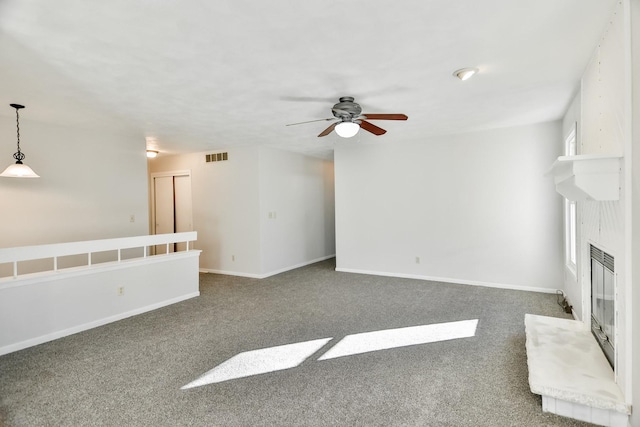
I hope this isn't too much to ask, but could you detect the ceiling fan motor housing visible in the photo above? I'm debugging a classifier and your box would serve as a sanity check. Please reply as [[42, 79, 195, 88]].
[[332, 96, 362, 120]]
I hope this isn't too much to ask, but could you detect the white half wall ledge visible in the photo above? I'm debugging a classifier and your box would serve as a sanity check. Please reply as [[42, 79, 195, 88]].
[[0, 250, 201, 356], [0, 251, 200, 290], [0, 292, 199, 357], [546, 154, 622, 201], [334, 268, 559, 294]]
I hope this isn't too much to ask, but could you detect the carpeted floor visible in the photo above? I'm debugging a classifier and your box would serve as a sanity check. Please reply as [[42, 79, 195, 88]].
[[0, 259, 593, 426]]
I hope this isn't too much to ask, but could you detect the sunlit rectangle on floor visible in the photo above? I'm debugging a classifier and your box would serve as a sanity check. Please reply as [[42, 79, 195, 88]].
[[181, 337, 332, 389], [317, 319, 478, 361]]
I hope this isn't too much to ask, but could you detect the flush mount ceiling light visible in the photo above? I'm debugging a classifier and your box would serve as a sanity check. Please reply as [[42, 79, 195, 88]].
[[453, 67, 479, 81], [1, 104, 40, 178], [146, 150, 159, 158], [334, 121, 360, 138]]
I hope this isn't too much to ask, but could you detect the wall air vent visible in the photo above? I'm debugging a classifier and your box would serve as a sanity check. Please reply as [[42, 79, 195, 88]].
[[206, 152, 229, 163], [591, 245, 615, 272]]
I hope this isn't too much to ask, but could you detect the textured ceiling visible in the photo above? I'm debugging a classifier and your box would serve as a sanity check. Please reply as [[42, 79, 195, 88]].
[[0, 0, 616, 159]]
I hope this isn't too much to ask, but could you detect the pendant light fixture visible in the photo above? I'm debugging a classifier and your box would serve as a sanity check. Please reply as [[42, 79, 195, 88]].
[[1, 104, 39, 178]]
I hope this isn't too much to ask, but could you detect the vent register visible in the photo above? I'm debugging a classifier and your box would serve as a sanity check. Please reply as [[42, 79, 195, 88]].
[[206, 152, 228, 163]]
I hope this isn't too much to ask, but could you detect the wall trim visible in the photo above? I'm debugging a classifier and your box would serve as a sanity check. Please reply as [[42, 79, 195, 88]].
[[0, 292, 200, 356], [199, 269, 263, 279], [200, 255, 336, 279], [335, 268, 559, 294]]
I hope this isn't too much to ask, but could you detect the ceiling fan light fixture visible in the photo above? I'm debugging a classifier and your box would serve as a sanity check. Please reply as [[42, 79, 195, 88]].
[[454, 67, 479, 81], [146, 150, 159, 158], [335, 121, 359, 138]]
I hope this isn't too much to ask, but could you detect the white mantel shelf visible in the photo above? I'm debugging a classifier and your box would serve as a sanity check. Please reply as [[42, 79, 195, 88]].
[[546, 154, 622, 201]]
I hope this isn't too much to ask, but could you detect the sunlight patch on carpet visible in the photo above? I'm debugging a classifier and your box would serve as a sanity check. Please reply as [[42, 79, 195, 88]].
[[182, 319, 479, 389], [181, 338, 332, 389], [317, 319, 478, 360]]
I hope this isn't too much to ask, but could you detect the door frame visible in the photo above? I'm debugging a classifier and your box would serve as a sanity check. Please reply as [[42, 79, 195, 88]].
[[150, 170, 193, 236]]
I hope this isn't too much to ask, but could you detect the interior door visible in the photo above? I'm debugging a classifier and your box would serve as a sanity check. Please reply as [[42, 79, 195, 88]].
[[154, 176, 176, 254], [174, 175, 193, 252], [152, 173, 193, 254]]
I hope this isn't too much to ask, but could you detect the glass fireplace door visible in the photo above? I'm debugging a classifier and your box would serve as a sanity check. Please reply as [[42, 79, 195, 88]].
[[590, 245, 615, 368]]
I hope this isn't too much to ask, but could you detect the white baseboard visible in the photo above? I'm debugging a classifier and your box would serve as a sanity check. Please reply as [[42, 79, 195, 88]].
[[335, 268, 558, 294], [198, 269, 263, 279], [259, 255, 336, 278], [200, 255, 336, 279], [0, 292, 200, 356], [571, 307, 580, 321]]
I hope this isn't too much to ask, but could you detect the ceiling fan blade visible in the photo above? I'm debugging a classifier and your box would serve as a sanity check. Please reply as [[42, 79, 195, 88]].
[[286, 118, 335, 126], [360, 120, 387, 136], [318, 122, 337, 137], [281, 96, 335, 103], [361, 114, 408, 121]]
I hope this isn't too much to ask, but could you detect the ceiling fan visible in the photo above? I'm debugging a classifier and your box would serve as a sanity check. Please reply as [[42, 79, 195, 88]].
[[286, 96, 408, 138]]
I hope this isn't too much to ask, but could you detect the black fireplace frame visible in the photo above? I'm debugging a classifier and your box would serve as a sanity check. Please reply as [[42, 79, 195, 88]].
[[590, 244, 615, 369]]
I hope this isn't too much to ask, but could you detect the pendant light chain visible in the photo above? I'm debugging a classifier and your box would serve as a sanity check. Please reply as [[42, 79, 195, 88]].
[[13, 106, 25, 162], [1, 103, 39, 178]]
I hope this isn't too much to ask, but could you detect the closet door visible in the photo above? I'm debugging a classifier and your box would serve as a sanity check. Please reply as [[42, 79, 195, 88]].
[[173, 175, 193, 251], [154, 176, 176, 254], [152, 172, 193, 253]]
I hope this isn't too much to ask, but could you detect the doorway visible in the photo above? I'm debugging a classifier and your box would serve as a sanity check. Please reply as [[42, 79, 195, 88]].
[[151, 171, 193, 254]]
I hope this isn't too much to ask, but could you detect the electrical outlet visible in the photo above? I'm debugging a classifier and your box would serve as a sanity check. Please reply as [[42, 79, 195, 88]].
[[129, 214, 135, 223], [117, 286, 124, 296], [415, 256, 420, 264], [232, 255, 235, 262]]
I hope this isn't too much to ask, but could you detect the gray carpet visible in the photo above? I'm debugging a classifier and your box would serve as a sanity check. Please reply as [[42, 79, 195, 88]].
[[0, 259, 593, 426]]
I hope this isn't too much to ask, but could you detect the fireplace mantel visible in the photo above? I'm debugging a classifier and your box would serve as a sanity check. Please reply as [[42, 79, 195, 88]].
[[546, 154, 622, 201]]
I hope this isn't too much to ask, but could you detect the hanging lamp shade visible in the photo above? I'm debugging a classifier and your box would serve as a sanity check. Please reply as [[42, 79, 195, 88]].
[[0, 162, 39, 178], [1, 104, 39, 178]]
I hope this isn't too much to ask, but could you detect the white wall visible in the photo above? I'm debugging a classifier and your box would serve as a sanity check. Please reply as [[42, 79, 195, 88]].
[[562, 0, 632, 403], [148, 146, 335, 277], [335, 121, 563, 292], [148, 147, 262, 275], [0, 119, 149, 248], [0, 250, 200, 355], [586, 0, 629, 400], [630, 1, 640, 422], [561, 91, 583, 318], [259, 148, 335, 275]]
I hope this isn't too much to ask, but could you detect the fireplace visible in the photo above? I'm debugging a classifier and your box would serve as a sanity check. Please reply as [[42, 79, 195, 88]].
[[590, 244, 615, 369]]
